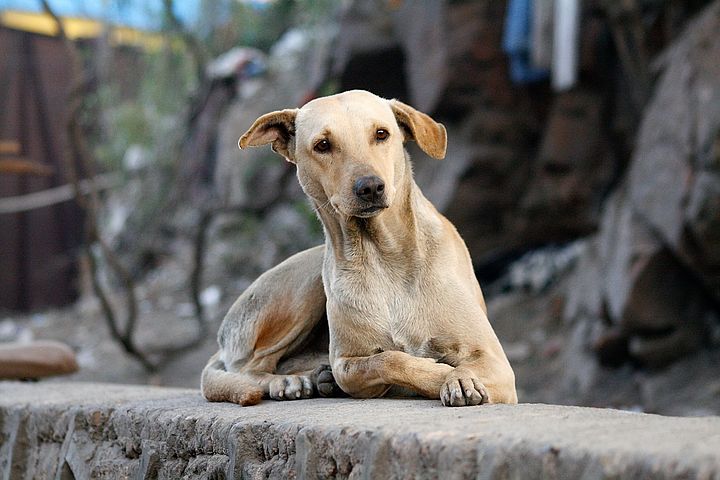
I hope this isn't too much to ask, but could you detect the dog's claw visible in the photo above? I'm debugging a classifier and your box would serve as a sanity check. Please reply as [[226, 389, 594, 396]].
[[269, 375, 314, 401], [441, 377, 488, 407], [302, 375, 314, 397]]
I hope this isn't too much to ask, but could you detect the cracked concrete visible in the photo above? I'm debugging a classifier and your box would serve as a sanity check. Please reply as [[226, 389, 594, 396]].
[[1, 382, 719, 479]]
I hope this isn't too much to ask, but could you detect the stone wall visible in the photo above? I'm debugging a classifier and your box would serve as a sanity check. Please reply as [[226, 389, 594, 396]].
[[2, 382, 719, 479]]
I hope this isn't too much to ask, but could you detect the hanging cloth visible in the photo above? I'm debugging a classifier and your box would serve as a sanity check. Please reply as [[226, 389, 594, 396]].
[[503, 0, 550, 84], [530, 0, 554, 71], [552, 0, 581, 90]]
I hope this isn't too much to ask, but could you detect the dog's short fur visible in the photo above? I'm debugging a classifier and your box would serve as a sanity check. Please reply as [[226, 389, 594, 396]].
[[201, 90, 517, 407]]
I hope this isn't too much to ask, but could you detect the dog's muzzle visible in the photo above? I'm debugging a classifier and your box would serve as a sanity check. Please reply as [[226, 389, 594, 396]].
[[352, 175, 388, 216], [354, 175, 385, 203]]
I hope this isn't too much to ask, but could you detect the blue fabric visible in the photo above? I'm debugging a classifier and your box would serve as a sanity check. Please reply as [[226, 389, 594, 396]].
[[503, 0, 549, 84]]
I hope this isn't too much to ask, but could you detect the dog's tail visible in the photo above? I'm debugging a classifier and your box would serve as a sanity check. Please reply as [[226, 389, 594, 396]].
[[201, 352, 264, 406]]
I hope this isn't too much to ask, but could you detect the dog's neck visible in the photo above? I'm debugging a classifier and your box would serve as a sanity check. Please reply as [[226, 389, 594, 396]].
[[313, 154, 439, 270]]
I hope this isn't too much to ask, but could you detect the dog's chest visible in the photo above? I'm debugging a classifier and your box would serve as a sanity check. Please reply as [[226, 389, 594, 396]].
[[325, 264, 448, 355]]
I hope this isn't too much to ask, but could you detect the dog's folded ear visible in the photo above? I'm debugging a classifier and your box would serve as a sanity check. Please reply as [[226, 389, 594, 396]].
[[238, 109, 299, 163], [389, 100, 447, 160]]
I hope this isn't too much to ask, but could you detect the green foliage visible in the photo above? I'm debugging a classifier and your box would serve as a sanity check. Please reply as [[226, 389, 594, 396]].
[[194, 0, 293, 54], [94, 98, 149, 171], [92, 55, 191, 173], [192, 0, 343, 55], [293, 0, 341, 26], [138, 47, 197, 114]]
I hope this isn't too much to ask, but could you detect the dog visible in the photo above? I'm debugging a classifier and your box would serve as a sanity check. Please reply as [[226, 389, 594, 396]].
[[201, 90, 517, 407]]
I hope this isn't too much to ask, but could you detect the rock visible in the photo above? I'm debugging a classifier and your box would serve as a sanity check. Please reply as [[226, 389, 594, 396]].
[[487, 276, 720, 414], [199, 285, 222, 308], [205, 47, 266, 81], [626, 1, 720, 299], [214, 27, 333, 209], [502, 242, 584, 293], [0, 319, 19, 342], [332, 1, 413, 102], [328, 1, 629, 266], [503, 341, 532, 362], [408, 123, 474, 212], [257, 203, 322, 271], [442, 108, 538, 260], [564, 1, 720, 368], [388, 1, 447, 113], [213, 92, 296, 209], [638, 349, 720, 416], [2, 382, 720, 479], [334, 1, 515, 115], [0, 341, 78, 379], [206, 202, 322, 281], [442, 1, 520, 113], [571, 182, 709, 368], [518, 90, 614, 240], [206, 27, 332, 281], [176, 303, 195, 319], [687, 170, 720, 266]]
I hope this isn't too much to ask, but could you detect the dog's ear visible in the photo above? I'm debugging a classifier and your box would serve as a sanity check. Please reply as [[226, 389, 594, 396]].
[[238, 109, 299, 163], [389, 100, 447, 160]]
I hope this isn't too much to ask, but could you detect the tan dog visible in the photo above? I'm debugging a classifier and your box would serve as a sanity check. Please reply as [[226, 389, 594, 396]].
[[201, 90, 517, 407]]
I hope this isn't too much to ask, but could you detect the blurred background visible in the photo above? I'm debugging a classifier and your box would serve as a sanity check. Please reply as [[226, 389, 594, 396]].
[[1, 0, 718, 416]]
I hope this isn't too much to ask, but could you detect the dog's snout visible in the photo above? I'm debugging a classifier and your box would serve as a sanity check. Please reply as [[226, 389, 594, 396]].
[[354, 175, 386, 203]]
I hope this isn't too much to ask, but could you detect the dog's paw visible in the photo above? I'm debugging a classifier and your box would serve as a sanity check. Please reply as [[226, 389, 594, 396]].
[[311, 364, 345, 397], [269, 375, 314, 400], [440, 376, 488, 407]]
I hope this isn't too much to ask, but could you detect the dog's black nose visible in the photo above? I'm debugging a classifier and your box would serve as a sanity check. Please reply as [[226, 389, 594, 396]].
[[354, 175, 385, 203]]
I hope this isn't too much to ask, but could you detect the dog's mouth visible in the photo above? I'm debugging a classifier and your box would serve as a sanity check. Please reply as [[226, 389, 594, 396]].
[[353, 205, 388, 218]]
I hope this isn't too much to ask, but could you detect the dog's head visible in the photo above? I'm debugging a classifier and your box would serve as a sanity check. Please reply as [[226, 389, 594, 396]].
[[239, 90, 446, 218]]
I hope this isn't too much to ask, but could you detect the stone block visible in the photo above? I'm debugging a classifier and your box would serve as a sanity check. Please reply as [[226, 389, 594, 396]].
[[1, 382, 720, 479]]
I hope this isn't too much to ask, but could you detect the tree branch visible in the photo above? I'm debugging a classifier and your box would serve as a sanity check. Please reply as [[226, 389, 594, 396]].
[[41, 0, 155, 371]]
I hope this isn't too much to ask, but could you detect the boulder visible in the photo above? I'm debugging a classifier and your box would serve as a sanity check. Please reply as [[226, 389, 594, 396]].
[[624, 1, 720, 299], [0, 341, 78, 379], [565, 1, 720, 367], [517, 89, 614, 241], [331, 1, 618, 262], [214, 27, 334, 209]]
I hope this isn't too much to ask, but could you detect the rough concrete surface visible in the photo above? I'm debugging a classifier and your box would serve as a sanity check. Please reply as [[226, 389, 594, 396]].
[[1, 382, 719, 479]]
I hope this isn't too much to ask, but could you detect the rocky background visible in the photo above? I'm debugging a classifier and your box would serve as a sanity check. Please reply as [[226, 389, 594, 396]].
[[2, 0, 719, 416]]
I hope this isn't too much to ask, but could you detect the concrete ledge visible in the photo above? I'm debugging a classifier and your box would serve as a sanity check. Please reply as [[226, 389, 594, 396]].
[[1, 382, 719, 479]]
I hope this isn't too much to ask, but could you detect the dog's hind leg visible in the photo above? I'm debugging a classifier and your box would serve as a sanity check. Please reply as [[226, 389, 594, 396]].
[[201, 246, 329, 405], [201, 351, 265, 406]]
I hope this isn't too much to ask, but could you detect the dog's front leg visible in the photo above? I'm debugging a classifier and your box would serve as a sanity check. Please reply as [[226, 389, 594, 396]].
[[442, 353, 518, 406], [332, 350, 454, 399]]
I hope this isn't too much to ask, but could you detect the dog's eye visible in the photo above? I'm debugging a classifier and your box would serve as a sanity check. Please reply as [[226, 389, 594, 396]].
[[314, 139, 331, 153], [376, 129, 389, 141]]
